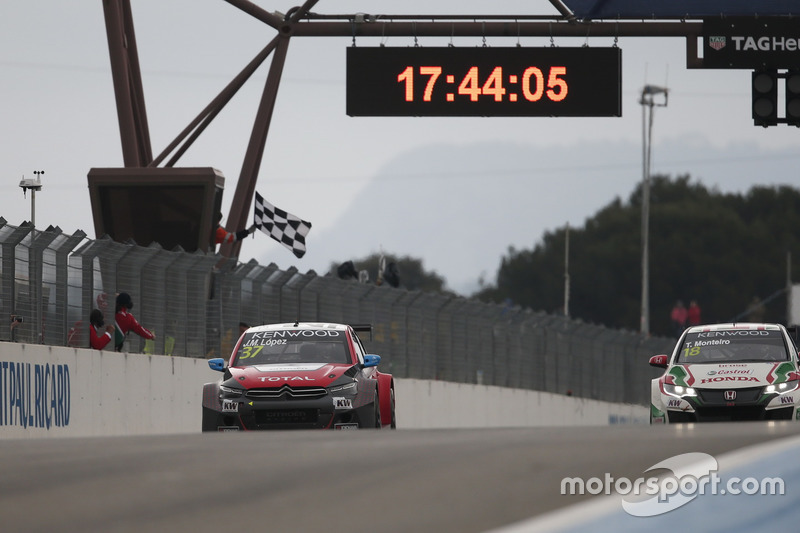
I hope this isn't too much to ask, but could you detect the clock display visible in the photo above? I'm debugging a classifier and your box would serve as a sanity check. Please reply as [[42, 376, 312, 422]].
[[346, 46, 622, 117]]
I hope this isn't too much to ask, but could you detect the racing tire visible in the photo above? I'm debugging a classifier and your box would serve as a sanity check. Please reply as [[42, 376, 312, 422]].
[[202, 408, 220, 432], [389, 387, 397, 429], [358, 389, 382, 429], [373, 391, 382, 429]]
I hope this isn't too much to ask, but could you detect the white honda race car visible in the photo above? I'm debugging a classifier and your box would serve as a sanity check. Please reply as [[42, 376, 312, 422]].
[[649, 323, 800, 423]]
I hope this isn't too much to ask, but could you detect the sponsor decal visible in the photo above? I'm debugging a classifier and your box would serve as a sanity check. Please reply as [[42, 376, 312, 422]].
[[724, 390, 736, 401], [258, 376, 315, 382], [221, 399, 238, 412], [667, 399, 682, 408], [780, 396, 794, 405], [248, 330, 342, 339], [333, 397, 353, 409], [262, 410, 307, 419], [707, 369, 753, 376], [731, 36, 800, 52], [700, 376, 759, 384], [708, 36, 726, 51], [0, 361, 70, 429], [697, 331, 771, 337], [334, 423, 359, 430], [704, 18, 800, 69], [217, 426, 240, 432]]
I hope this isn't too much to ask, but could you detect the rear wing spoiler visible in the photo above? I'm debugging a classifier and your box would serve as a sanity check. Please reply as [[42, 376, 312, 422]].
[[350, 323, 373, 341]]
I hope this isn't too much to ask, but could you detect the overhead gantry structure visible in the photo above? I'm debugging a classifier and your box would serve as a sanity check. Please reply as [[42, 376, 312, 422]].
[[100, 0, 712, 257]]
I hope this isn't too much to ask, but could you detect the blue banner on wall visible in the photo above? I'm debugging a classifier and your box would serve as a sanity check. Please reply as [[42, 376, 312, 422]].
[[0, 362, 71, 429]]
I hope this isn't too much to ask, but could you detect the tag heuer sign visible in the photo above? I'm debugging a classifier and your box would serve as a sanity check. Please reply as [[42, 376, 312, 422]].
[[708, 36, 726, 51], [703, 17, 800, 69]]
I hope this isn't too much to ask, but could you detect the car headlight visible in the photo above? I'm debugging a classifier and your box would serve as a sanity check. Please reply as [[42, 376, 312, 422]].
[[663, 383, 697, 398], [220, 385, 244, 397], [764, 380, 799, 395], [328, 381, 357, 394]]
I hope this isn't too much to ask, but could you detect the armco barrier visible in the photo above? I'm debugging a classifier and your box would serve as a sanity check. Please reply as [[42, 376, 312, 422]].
[[0, 342, 646, 439]]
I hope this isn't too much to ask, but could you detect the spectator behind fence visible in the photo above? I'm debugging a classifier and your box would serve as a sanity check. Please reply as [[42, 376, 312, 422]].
[[89, 309, 114, 350], [114, 292, 155, 352], [218, 322, 252, 359], [9, 314, 22, 342], [747, 296, 766, 323], [687, 300, 702, 326], [670, 300, 687, 337]]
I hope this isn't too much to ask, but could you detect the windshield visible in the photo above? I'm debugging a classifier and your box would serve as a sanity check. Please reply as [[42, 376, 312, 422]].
[[676, 329, 789, 363], [233, 329, 351, 366]]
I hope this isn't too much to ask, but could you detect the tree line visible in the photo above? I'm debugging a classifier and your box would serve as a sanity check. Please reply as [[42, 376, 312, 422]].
[[473, 175, 800, 337]]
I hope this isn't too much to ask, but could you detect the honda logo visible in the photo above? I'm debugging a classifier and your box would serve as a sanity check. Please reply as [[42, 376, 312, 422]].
[[724, 390, 737, 401]]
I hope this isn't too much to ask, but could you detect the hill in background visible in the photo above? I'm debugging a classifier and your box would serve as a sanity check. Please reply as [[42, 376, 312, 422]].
[[257, 137, 800, 295]]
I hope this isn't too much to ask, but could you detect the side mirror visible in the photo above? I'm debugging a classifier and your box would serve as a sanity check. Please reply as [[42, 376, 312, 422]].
[[363, 354, 381, 368], [649, 355, 668, 369], [208, 358, 226, 372]]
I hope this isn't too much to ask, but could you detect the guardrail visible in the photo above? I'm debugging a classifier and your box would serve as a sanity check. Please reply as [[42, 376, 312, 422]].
[[0, 218, 672, 405]]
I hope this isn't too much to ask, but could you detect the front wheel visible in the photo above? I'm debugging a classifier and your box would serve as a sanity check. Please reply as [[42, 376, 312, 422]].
[[202, 408, 221, 432], [389, 387, 396, 429], [359, 389, 381, 429], [373, 391, 382, 429]]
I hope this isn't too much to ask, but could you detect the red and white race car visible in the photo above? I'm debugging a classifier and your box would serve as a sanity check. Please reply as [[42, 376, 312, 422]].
[[202, 322, 396, 431]]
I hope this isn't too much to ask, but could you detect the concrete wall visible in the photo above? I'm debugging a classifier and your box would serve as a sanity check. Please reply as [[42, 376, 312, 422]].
[[0, 342, 647, 439], [395, 380, 648, 428]]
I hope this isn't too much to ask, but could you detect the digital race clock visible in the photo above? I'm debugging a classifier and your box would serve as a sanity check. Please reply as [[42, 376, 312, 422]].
[[346, 46, 622, 117]]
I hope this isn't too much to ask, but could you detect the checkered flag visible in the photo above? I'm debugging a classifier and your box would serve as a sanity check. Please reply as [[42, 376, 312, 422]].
[[253, 192, 312, 258]]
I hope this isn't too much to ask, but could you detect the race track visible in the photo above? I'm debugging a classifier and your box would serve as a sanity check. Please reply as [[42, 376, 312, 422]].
[[1, 423, 798, 532]]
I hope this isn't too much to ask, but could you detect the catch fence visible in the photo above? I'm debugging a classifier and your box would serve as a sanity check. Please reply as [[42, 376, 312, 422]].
[[0, 219, 672, 405]]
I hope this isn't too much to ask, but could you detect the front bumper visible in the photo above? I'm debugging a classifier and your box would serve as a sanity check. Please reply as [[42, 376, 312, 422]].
[[206, 394, 373, 430], [658, 386, 800, 423]]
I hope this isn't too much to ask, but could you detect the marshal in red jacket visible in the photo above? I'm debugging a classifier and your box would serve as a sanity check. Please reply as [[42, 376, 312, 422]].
[[115, 308, 155, 350]]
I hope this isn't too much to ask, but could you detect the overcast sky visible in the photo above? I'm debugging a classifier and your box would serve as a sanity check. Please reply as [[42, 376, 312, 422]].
[[2, 1, 798, 291]]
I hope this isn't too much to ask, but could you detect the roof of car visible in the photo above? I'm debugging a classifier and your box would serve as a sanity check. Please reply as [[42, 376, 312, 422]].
[[246, 322, 350, 333], [685, 323, 783, 334]]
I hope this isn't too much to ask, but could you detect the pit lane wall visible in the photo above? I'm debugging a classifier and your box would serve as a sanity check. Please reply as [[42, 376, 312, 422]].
[[0, 342, 647, 439]]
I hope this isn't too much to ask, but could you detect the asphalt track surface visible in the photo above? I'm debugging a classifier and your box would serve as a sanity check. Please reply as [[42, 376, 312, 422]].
[[2, 423, 799, 533]]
